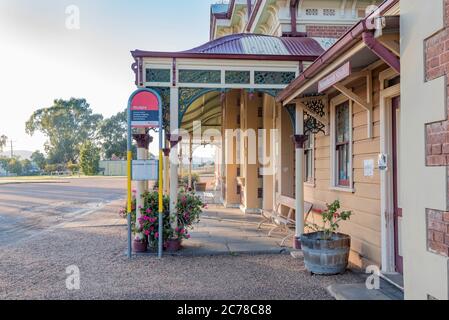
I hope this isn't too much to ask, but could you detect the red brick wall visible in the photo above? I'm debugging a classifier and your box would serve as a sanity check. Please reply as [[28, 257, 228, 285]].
[[427, 209, 449, 257], [424, 0, 449, 257], [306, 25, 351, 38]]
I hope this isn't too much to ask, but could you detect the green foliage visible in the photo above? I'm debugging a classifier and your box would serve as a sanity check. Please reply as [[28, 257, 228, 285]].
[[67, 161, 80, 175], [79, 141, 100, 176], [25, 98, 103, 164], [44, 164, 58, 173], [97, 109, 130, 160], [0, 135, 7, 152], [30, 150, 46, 170], [7, 158, 22, 175], [21, 159, 33, 174], [306, 200, 352, 240], [121, 191, 205, 246]]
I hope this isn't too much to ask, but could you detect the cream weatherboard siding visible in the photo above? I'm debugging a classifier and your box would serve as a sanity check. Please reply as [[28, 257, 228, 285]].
[[304, 65, 387, 269]]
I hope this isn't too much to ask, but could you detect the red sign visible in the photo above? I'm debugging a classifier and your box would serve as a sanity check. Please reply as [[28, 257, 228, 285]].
[[130, 91, 160, 128], [318, 62, 351, 92]]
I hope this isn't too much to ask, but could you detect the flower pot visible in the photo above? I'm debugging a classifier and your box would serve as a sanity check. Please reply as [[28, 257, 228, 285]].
[[300, 232, 351, 275], [164, 239, 182, 252], [132, 239, 148, 253]]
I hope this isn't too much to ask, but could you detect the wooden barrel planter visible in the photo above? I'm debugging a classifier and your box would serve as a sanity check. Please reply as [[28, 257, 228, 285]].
[[300, 232, 351, 275]]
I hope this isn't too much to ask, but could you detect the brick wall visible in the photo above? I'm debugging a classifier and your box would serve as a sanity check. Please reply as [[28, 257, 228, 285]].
[[427, 209, 449, 257], [424, 0, 449, 257], [306, 25, 351, 38]]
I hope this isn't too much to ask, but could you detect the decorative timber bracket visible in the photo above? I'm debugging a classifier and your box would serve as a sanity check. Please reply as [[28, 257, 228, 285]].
[[293, 95, 329, 135], [332, 70, 374, 138]]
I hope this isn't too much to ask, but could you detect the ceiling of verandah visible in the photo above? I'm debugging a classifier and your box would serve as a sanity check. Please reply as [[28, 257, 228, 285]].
[[180, 91, 222, 136]]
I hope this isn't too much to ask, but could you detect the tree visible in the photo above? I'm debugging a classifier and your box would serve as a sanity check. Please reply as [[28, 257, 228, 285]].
[[97, 109, 128, 160], [21, 159, 33, 174], [25, 98, 103, 164], [79, 141, 100, 176], [7, 158, 22, 176], [0, 135, 7, 152], [30, 150, 46, 171]]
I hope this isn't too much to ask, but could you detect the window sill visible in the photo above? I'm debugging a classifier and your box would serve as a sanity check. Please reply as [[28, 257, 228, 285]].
[[330, 186, 355, 193], [304, 182, 316, 188]]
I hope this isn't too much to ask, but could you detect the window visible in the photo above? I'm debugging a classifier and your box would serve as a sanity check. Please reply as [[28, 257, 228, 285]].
[[334, 101, 351, 187], [304, 133, 314, 183]]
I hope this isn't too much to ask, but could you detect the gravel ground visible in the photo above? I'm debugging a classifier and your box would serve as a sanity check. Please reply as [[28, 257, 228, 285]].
[[0, 200, 364, 300]]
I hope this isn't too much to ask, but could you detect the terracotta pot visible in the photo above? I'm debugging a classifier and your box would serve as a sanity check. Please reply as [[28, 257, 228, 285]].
[[165, 239, 182, 252], [132, 239, 148, 253]]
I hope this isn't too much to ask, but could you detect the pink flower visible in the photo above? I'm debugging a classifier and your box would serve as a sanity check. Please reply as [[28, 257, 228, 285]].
[[146, 208, 152, 214], [150, 226, 154, 231], [155, 232, 159, 239], [180, 228, 185, 234], [186, 234, 191, 239], [175, 227, 179, 232], [144, 230, 150, 236], [132, 189, 136, 193]]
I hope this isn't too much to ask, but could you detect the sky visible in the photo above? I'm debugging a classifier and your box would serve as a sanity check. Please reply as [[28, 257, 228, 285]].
[[0, 0, 222, 158]]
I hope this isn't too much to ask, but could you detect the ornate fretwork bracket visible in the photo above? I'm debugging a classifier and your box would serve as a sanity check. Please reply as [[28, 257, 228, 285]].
[[294, 95, 329, 135]]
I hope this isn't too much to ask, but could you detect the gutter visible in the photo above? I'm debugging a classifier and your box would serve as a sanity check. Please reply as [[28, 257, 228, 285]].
[[362, 30, 400, 73], [131, 50, 318, 62], [276, 0, 399, 103]]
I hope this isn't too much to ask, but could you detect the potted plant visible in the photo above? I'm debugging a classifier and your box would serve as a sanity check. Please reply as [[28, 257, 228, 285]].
[[166, 191, 204, 251], [301, 200, 352, 275], [121, 190, 204, 253]]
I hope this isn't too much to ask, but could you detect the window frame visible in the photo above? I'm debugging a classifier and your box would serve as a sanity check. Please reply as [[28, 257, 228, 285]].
[[330, 95, 354, 192], [304, 132, 315, 186]]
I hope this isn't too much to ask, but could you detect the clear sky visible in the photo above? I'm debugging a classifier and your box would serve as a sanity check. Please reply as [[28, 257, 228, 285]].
[[0, 0, 221, 157]]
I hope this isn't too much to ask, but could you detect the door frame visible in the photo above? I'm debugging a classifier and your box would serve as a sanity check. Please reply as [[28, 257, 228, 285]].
[[380, 68, 401, 273]]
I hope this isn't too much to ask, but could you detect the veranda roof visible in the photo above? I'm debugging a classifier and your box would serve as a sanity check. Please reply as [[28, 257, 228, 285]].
[[132, 33, 324, 61]]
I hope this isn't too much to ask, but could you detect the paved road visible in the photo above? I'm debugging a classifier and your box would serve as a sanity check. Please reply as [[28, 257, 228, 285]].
[[0, 178, 126, 246]]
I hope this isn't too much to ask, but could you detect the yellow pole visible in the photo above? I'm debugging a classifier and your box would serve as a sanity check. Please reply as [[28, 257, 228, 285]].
[[127, 150, 132, 259], [158, 149, 163, 258], [158, 150, 163, 211]]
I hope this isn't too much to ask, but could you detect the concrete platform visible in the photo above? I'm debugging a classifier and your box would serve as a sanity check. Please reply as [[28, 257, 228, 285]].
[[327, 277, 404, 300], [134, 204, 292, 257]]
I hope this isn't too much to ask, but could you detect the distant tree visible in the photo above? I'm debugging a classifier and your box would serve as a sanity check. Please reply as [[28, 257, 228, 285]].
[[79, 141, 100, 176], [0, 135, 7, 152], [30, 150, 47, 170], [7, 158, 23, 176], [21, 159, 33, 174], [25, 98, 103, 164], [67, 161, 80, 175], [44, 164, 58, 174], [97, 109, 128, 160]]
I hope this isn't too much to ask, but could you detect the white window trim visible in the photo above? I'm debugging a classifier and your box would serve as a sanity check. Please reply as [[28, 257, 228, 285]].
[[330, 94, 354, 193], [304, 132, 315, 187]]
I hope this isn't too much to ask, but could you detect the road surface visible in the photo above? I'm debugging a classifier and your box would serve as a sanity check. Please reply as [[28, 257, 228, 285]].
[[0, 177, 126, 246]]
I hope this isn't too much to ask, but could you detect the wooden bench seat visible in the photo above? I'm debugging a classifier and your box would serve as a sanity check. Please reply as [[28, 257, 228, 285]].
[[258, 195, 313, 246]]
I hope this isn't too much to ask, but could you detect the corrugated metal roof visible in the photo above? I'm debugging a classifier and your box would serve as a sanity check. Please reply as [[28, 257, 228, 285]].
[[183, 33, 324, 57]]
